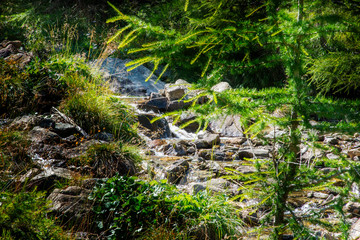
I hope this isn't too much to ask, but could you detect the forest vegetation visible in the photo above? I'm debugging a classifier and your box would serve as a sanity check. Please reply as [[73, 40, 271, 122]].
[[1, 0, 360, 239]]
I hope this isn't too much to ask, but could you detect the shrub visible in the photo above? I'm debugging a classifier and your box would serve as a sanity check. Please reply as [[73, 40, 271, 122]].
[[0, 190, 69, 240], [89, 175, 242, 240]]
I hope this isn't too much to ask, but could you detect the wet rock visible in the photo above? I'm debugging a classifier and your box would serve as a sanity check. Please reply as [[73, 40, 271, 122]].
[[343, 202, 360, 217], [139, 96, 168, 112], [53, 122, 78, 138], [137, 114, 171, 139], [167, 159, 189, 184], [175, 113, 200, 133], [94, 132, 113, 142], [164, 143, 187, 156], [195, 132, 220, 148], [47, 186, 92, 227], [29, 126, 61, 144], [209, 115, 244, 137], [165, 85, 186, 101], [234, 148, 270, 160], [211, 82, 232, 92], [92, 58, 165, 96]]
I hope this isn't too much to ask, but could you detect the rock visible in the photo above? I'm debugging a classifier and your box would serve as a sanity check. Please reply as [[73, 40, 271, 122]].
[[53, 122, 78, 138], [28, 126, 61, 144], [9, 115, 42, 131], [326, 153, 340, 160], [195, 132, 220, 148], [138, 96, 168, 112], [164, 143, 187, 156], [234, 148, 270, 159], [0, 44, 15, 58], [324, 136, 339, 145], [349, 148, 360, 160], [167, 159, 189, 184], [5, 52, 32, 68], [137, 114, 171, 139], [23, 167, 75, 191], [38, 118, 56, 129], [210, 82, 232, 92], [92, 58, 166, 96], [312, 192, 329, 199], [175, 79, 191, 86], [166, 100, 191, 111], [165, 85, 186, 101], [175, 113, 201, 133], [209, 115, 244, 137], [343, 202, 360, 217], [349, 218, 360, 240], [1, 40, 22, 49], [47, 186, 92, 227], [192, 178, 231, 194], [93, 132, 113, 142]]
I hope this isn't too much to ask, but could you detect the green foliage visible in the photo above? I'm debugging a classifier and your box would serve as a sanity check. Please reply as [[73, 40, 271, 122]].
[[0, 190, 69, 240], [70, 142, 141, 177], [0, 59, 66, 118], [89, 175, 242, 239]]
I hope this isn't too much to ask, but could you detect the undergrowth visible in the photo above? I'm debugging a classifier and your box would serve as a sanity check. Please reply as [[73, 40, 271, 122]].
[[90, 175, 242, 240]]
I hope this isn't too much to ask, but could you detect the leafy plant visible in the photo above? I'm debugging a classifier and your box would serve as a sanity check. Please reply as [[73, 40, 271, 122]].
[[89, 175, 242, 239], [0, 190, 69, 240]]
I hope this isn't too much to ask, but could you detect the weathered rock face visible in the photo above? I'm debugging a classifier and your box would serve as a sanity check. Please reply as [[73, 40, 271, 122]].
[[47, 186, 93, 228], [195, 133, 220, 148], [209, 115, 244, 137], [92, 58, 166, 96], [0, 40, 32, 68]]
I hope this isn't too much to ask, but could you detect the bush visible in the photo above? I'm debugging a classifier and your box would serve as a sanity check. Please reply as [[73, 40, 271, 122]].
[[0, 190, 69, 240], [89, 175, 242, 240]]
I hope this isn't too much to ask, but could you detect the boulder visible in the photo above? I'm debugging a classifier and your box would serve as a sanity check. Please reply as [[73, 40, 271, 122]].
[[28, 126, 61, 144], [9, 115, 42, 131], [165, 85, 186, 101], [167, 159, 190, 184], [211, 82, 232, 92], [175, 113, 200, 133], [53, 122, 79, 138], [166, 100, 191, 111], [234, 148, 270, 160], [138, 96, 168, 112], [137, 114, 171, 139], [47, 186, 92, 227], [195, 132, 220, 148], [209, 115, 244, 137]]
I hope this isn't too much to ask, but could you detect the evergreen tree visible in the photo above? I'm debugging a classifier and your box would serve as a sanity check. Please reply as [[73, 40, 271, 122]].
[[107, 0, 360, 239]]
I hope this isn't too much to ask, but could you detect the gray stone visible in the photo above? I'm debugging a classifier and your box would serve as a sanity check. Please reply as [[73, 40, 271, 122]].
[[166, 100, 191, 111], [53, 122, 78, 138], [9, 115, 42, 131], [139, 97, 168, 112], [175, 113, 200, 133], [210, 82, 232, 92], [349, 218, 360, 240], [165, 85, 186, 101], [195, 133, 220, 149], [209, 115, 244, 137], [167, 159, 190, 184], [324, 136, 339, 145], [29, 126, 61, 144], [234, 148, 270, 160], [137, 114, 171, 139]]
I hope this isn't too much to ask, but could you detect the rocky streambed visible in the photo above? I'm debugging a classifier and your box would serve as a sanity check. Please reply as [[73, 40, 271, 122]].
[[2, 54, 360, 239]]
